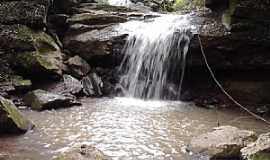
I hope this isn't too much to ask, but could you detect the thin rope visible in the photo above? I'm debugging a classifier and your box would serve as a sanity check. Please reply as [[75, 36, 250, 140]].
[[198, 34, 270, 126]]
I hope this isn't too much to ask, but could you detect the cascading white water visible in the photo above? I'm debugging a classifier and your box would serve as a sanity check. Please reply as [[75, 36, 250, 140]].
[[116, 14, 193, 99], [107, 0, 132, 6]]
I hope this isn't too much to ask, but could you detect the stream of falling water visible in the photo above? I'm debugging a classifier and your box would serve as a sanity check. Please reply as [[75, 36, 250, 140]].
[[117, 14, 194, 99], [107, 0, 132, 6]]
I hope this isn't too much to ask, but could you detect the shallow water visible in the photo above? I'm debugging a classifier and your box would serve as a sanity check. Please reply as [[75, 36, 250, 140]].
[[0, 98, 270, 160]]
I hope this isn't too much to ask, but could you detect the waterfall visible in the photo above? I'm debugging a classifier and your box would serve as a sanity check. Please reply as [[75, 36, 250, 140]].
[[117, 14, 193, 100], [107, 0, 132, 6]]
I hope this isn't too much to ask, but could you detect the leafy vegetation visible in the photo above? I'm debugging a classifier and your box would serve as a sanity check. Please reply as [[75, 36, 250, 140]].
[[172, 0, 205, 11]]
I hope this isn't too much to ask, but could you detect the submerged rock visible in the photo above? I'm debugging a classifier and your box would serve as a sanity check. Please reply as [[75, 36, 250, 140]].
[[190, 126, 257, 159], [0, 96, 34, 134], [67, 56, 91, 78], [23, 89, 80, 111], [241, 132, 270, 160], [53, 144, 109, 160], [81, 73, 103, 97]]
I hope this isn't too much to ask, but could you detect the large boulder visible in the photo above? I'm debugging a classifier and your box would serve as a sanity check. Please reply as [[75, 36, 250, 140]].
[[63, 25, 127, 61], [0, 24, 53, 52], [0, 24, 65, 76], [23, 89, 80, 111], [62, 75, 83, 95], [81, 72, 103, 97], [40, 75, 83, 96], [67, 13, 127, 26], [241, 132, 270, 160], [188, 12, 270, 71], [67, 56, 91, 78], [0, 1, 47, 27], [0, 96, 34, 134], [190, 126, 257, 159], [53, 144, 109, 160]]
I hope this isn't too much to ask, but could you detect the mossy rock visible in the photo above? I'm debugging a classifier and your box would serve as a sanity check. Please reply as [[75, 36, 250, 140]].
[[2, 24, 65, 76], [0, 1, 47, 27], [0, 75, 32, 92], [0, 24, 59, 52], [0, 96, 34, 134], [15, 50, 64, 76]]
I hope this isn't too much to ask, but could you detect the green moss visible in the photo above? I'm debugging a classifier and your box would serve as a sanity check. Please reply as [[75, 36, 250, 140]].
[[222, 0, 238, 30], [10, 75, 32, 88], [16, 25, 59, 54], [25, 94, 42, 111], [172, 0, 205, 11], [250, 153, 270, 160], [13, 80, 32, 87], [0, 96, 33, 131]]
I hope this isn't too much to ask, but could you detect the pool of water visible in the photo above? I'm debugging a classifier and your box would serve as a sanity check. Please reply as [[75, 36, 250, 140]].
[[0, 97, 269, 160]]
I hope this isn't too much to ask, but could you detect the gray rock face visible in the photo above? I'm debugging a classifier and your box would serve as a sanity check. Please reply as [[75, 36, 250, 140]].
[[62, 74, 83, 95], [0, 75, 32, 94], [23, 89, 80, 111], [190, 126, 257, 159], [67, 56, 91, 78], [63, 25, 127, 61], [241, 132, 270, 160], [0, 1, 47, 27], [0, 96, 34, 134], [53, 144, 109, 160], [81, 73, 103, 97], [41, 75, 83, 96], [67, 13, 127, 25]]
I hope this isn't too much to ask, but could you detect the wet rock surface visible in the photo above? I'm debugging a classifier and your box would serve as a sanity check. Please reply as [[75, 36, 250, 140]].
[[48, 74, 84, 96], [66, 56, 91, 78], [0, 96, 34, 134], [53, 144, 109, 160], [63, 25, 127, 61], [82, 72, 103, 97], [190, 126, 257, 159], [241, 132, 270, 160], [23, 89, 80, 111]]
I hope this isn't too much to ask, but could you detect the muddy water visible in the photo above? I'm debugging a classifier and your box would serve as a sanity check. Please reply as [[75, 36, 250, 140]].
[[0, 98, 270, 160]]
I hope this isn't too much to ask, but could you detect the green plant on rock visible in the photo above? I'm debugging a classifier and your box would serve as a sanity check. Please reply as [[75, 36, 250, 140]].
[[173, 0, 205, 11]]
